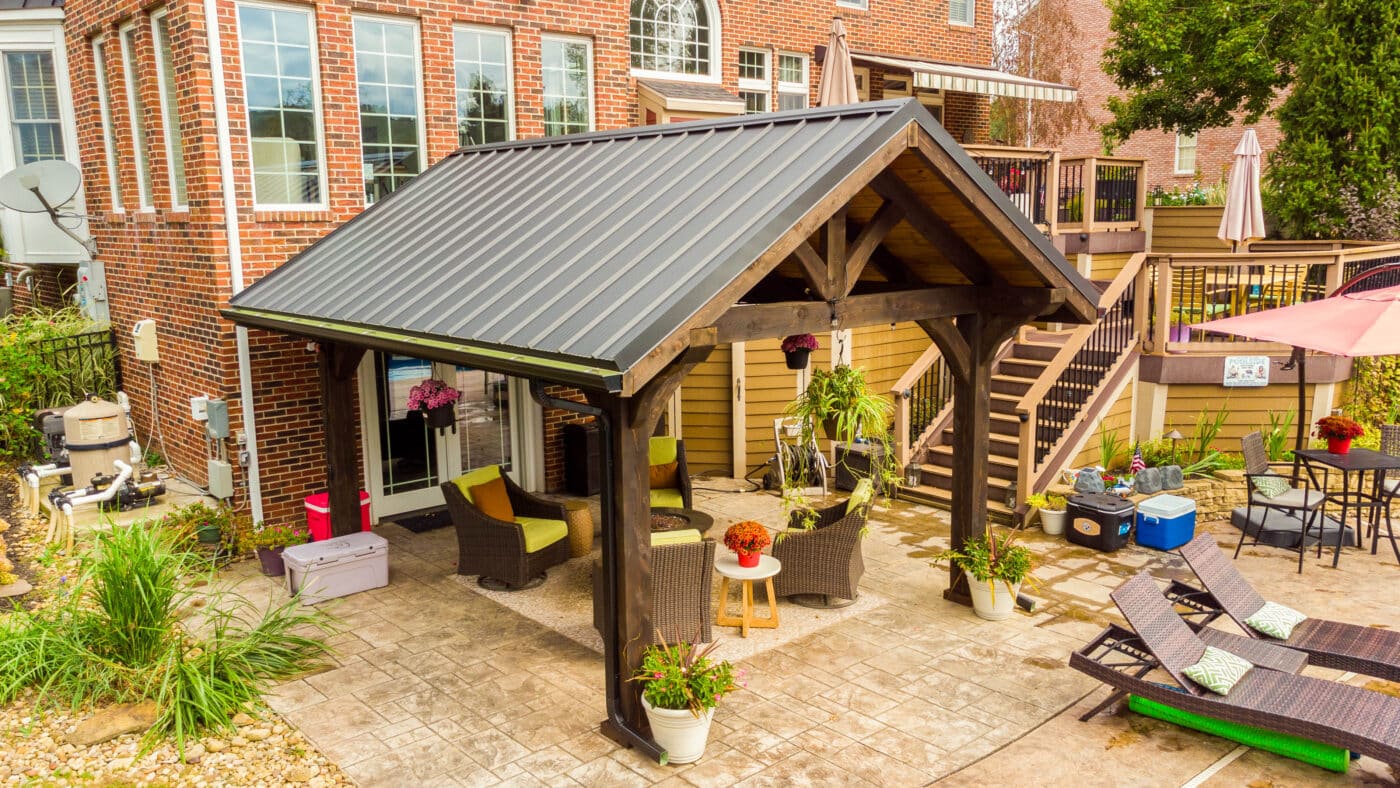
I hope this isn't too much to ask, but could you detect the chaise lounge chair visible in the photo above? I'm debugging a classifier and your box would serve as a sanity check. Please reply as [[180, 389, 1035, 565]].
[[1069, 572, 1400, 769], [1177, 533, 1400, 682]]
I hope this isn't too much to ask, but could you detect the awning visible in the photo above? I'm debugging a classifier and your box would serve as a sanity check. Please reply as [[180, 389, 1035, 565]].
[[853, 51, 1077, 103]]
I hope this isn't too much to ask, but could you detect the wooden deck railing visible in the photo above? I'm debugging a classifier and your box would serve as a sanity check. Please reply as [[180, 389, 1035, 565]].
[[891, 342, 953, 468], [1056, 156, 1147, 234], [964, 145, 1059, 234]]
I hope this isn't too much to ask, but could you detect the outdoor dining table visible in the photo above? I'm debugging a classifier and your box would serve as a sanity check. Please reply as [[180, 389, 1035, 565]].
[[1294, 447, 1400, 566]]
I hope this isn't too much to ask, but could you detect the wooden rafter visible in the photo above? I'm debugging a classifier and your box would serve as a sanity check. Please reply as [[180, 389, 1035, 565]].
[[825, 207, 848, 302], [869, 170, 1007, 287], [789, 241, 830, 298], [844, 200, 905, 295]]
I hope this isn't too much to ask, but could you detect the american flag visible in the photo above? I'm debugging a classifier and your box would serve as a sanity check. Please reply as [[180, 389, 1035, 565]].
[[1129, 445, 1146, 474]]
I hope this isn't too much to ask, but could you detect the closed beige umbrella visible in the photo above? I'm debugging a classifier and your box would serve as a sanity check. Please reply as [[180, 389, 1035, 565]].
[[817, 17, 859, 107], [1218, 129, 1267, 251]]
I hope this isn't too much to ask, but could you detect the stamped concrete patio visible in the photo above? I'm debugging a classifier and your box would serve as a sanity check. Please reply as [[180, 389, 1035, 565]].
[[225, 482, 1400, 786]]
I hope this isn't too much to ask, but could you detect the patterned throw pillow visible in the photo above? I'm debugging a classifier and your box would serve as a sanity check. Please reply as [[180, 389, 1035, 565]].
[[1250, 472, 1292, 499], [1182, 646, 1253, 696], [1245, 600, 1309, 640]]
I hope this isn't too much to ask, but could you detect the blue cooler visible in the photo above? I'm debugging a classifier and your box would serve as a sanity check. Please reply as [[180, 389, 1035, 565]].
[[1136, 494, 1197, 551]]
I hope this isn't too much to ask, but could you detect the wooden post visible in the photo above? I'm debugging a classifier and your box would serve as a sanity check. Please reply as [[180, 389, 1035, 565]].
[[1153, 256, 1172, 355], [318, 342, 366, 537], [1133, 253, 1152, 352], [1083, 157, 1098, 235]]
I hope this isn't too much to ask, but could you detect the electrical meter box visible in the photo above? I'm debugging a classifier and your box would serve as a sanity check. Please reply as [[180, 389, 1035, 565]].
[[205, 399, 229, 439], [132, 319, 159, 362]]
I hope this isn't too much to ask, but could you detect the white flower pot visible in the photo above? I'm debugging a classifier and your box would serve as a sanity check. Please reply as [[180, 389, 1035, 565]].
[[1039, 509, 1067, 536], [642, 697, 715, 764], [967, 578, 1022, 621]]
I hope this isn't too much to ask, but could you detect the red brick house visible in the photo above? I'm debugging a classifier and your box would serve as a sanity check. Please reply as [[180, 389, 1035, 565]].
[[44, 0, 1079, 528]]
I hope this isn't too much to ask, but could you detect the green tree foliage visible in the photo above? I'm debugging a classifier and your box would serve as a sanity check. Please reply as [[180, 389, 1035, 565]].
[[1100, 0, 1303, 149], [1265, 0, 1400, 238]]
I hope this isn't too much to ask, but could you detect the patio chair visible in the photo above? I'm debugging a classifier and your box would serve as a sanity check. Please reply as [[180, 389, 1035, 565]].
[[1069, 572, 1400, 769], [770, 478, 872, 608], [440, 466, 571, 591], [1239, 431, 1327, 572], [1377, 424, 1400, 560], [593, 533, 716, 644], [649, 436, 693, 510], [1176, 533, 1400, 682]]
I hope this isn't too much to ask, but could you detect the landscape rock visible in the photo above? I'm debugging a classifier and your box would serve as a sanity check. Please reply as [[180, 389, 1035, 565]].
[[1135, 467, 1162, 494], [67, 701, 159, 747], [244, 727, 271, 742], [181, 743, 205, 763], [232, 712, 255, 726], [1074, 469, 1105, 494], [204, 737, 228, 753], [286, 763, 319, 782], [1161, 465, 1185, 490]]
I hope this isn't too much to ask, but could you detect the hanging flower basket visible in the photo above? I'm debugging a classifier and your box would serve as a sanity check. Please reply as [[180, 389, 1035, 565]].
[[780, 334, 819, 370], [425, 404, 456, 428], [408, 379, 461, 429]]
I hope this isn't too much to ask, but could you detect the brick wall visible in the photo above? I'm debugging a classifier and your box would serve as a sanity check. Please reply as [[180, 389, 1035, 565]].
[[1053, 0, 1283, 191], [62, 0, 997, 525]]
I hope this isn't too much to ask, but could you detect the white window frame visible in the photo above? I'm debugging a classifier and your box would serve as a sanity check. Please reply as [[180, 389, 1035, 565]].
[[1174, 132, 1198, 175], [235, 0, 329, 211], [837, 0, 869, 8], [452, 24, 516, 146], [627, 0, 722, 84], [150, 9, 186, 210], [738, 47, 769, 113], [117, 23, 152, 210], [91, 38, 123, 211], [351, 12, 427, 206], [540, 34, 594, 136], [776, 52, 809, 111], [853, 65, 870, 101], [950, 0, 975, 27]]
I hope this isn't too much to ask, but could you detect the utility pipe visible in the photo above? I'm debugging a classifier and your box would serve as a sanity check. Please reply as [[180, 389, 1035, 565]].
[[527, 381, 664, 763], [204, 0, 263, 524], [21, 463, 70, 516]]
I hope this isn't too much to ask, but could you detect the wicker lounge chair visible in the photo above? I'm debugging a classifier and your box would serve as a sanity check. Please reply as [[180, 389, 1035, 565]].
[[649, 436, 693, 510], [441, 467, 571, 590], [771, 478, 872, 608], [593, 536, 716, 644], [1177, 533, 1400, 682], [1239, 431, 1327, 572], [1071, 573, 1400, 769]]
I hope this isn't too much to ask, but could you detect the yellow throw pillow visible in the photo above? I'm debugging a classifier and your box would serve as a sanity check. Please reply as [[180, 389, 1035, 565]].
[[469, 476, 514, 522], [453, 465, 501, 503], [649, 461, 680, 490]]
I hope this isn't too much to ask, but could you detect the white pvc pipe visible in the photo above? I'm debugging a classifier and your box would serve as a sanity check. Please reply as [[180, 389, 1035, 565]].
[[204, 0, 263, 525], [23, 464, 70, 516], [60, 459, 133, 509]]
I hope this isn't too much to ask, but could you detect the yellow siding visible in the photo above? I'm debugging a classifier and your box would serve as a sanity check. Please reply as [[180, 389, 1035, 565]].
[[1089, 252, 1133, 282], [1158, 383, 1338, 448], [1148, 206, 1230, 253], [680, 346, 731, 476], [850, 322, 930, 402], [744, 338, 804, 474], [1074, 377, 1137, 468]]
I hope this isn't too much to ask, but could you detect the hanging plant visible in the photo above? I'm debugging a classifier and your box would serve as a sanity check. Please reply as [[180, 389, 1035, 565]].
[[780, 333, 819, 370]]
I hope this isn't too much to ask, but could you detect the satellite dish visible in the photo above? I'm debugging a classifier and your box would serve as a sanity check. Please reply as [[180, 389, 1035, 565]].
[[0, 160, 81, 213]]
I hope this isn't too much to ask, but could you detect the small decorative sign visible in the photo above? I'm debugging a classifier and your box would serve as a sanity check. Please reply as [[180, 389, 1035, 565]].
[[1223, 355, 1270, 387]]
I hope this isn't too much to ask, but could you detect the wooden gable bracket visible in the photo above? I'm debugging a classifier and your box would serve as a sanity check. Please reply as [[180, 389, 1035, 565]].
[[869, 170, 1008, 288]]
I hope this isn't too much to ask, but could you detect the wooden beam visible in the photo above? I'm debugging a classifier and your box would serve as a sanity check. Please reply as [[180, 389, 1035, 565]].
[[844, 200, 905, 295], [825, 206, 848, 302], [318, 342, 366, 538], [790, 241, 830, 299], [870, 171, 1003, 287]]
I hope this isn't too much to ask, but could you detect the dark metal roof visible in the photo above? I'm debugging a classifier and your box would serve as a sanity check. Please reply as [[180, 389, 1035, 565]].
[[636, 78, 743, 105], [227, 99, 1095, 392], [0, 0, 64, 9]]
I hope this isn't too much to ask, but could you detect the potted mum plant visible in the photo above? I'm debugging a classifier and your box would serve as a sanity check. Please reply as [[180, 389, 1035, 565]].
[[937, 528, 1034, 621], [780, 333, 819, 370], [1025, 492, 1069, 536], [407, 379, 461, 428], [1316, 415, 1365, 455], [248, 522, 311, 576], [723, 520, 771, 568], [631, 633, 739, 764]]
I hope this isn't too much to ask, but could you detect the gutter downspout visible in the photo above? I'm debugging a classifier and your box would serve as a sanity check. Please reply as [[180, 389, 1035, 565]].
[[205, 0, 263, 524], [527, 381, 664, 763]]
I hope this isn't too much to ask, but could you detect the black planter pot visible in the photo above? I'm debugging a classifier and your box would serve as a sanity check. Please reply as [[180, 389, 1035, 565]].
[[425, 404, 456, 428], [256, 546, 287, 577], [784, 348, 811, 370]]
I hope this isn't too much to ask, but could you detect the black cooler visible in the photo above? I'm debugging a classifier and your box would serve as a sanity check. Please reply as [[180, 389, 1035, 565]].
[[1066, 493, 1136, 552]]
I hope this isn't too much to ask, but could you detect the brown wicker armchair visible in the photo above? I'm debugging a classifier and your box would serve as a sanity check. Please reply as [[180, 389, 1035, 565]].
[[771, 481, 871, 608], [593, 537, 716, 644], [441, 470, 571, 591]]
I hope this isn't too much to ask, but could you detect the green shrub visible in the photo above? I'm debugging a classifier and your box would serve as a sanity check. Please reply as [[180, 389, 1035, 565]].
[[0, 307, 116, 458]]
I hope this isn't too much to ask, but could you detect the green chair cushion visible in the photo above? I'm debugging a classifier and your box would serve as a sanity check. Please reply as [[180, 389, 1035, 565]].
[[1245, 601, 1309, 640], [651, 529, 701, 546], [514, 517, 568, 553], [650, 489, 685, 509], [453, 465, 502, 504], [846, 478, 875, 516], [1183, 646, 1253, 696], [1251, 472, 1292, 499], [649, 435, 678, 465]]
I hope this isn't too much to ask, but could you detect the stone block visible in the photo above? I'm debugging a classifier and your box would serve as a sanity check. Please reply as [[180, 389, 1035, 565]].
[[1074, 469, 1105, 494]]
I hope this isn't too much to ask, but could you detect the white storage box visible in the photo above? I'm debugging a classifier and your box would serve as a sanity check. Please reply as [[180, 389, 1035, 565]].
[[283, 531, 388, 604]]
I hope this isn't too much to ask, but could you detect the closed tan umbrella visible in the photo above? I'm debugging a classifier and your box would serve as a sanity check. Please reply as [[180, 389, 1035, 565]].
[[817, 17, 859, 107], [1218, 129, 1267, 251]]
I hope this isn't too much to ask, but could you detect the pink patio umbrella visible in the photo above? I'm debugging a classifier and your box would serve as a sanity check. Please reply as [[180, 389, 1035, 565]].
[[1218, 129, 1267, 251], [1193, 283, 1400, 452], [817, 17, 859, 107]]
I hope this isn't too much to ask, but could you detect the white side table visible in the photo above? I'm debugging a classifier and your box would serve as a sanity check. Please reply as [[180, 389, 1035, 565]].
[[714, 552, 781, 638]]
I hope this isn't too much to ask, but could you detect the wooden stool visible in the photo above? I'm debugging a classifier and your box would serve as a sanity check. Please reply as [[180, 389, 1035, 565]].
[[714, 553, 781, 638]]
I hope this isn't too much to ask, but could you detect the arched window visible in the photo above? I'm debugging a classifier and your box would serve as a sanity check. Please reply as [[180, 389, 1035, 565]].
[[630, 0, 717, 77]]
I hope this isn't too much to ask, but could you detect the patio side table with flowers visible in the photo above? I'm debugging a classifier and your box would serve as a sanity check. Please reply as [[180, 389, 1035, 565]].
[[716, 521, 780, 637], [1316, 415, 1365, 455]]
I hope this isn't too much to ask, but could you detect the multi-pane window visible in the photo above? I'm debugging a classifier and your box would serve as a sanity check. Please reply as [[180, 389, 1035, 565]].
[[453, 27, 512, 147], [837, 0, 869, 7], [353, 17, 422, 203], [541, 36, 591, 137], [237, 3, 324, 207], [151, 12, 187, 207], [1175, 133, 1198, 175], [629, 0, 713, 76], [92, 40, 122, 208], [118, 26, 153, 208], [949, 0, 974, 26], [738, 48, 769, 114], [777, 53, 808, 111], [4, 51, 64, 165]]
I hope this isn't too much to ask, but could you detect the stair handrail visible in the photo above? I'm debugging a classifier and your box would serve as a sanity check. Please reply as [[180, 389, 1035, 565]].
[[1014, 252, 1148, 501], [891, 342, 946, 468]]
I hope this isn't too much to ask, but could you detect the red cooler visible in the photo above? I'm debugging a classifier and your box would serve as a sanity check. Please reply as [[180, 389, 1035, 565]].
[[305, 491, 372, 541]]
